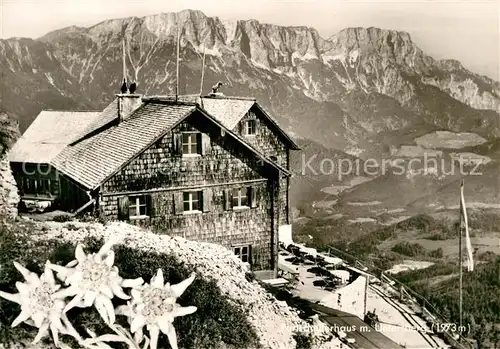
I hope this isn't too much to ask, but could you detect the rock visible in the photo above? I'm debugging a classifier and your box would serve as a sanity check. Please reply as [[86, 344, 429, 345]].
[[35, 221, 344, 349], [0, 153, 19, 219]]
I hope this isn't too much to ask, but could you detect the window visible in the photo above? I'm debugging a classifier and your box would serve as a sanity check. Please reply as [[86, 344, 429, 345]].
[[183, 191, 202, 212], [246, 120, 257, 135], [129, 195, 147, 218], [23, 178, 36, 194], [232, 187, 249, 208], [38, 179, 51, 194], [22, 178, 51, 195], [182, 132, 201, 155], [234, 245, 252, 263]]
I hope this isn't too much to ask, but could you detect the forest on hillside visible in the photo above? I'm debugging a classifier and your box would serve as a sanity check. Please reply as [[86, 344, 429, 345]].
[[395, 258, 500, 348]]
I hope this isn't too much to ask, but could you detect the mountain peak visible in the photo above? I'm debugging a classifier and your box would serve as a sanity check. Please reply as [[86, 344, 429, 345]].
[[175, 8, 208, 22], [331, 27, 414, 47]]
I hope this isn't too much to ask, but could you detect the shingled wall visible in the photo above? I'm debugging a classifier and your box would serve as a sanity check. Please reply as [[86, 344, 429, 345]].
[[100, 112, 288, 271], [235, 106, 289, 169], [235, 107, 291, 225]]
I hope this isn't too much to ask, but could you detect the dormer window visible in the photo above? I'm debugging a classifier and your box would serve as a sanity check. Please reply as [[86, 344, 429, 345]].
[[173, 131, 210, 156], [182, 132, 201, 155], [246, 120, 257, 135]]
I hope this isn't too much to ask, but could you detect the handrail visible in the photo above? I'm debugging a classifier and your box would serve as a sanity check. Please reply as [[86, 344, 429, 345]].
[[324, 245, 474, 349]]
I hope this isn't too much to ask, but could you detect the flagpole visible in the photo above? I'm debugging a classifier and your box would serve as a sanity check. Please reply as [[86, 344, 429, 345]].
[[364, 274, 368, 316], [175, 22, 181, 102], [122, 37, 127, 82], [199, 46, 206, 97], [459, 180, 464, 342]]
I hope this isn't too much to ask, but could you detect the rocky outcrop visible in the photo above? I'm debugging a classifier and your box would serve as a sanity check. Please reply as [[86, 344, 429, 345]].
[[35, 221, 344, 349], [0, 153, 19, 219], [0, 113, 20, 219]]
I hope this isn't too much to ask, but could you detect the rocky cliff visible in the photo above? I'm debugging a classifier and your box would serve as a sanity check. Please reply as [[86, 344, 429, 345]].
[[1, 9, 499, 156], [0, 154, 19, 219], [0, 113, 20, 219]]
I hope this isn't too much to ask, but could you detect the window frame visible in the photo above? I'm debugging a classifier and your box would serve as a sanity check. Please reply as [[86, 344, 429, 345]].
[[183, 191, 202, 214], [22, 178, 52, 196], [129, 195, 148, 219], [246, 119, 257, 136], [231, 187, 249, 209], [38, 178, 51, 194], [233, 245, 252, 264], [181, 131, 201, 156]]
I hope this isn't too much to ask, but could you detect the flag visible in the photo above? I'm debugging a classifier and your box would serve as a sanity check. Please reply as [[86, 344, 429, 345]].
[[460, 180, 474, 272]]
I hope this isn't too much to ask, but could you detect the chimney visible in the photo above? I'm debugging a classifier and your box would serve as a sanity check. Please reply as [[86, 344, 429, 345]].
[[117, 93, 142, 122]]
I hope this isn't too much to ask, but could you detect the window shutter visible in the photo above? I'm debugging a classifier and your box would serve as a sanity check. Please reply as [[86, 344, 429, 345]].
[[117, 197, 130, 220], [239, 121, 245, 135], [202, 188, 213, 212], [223, 189, 232, 210], [173, 192, 184, 215], [249, 186, 258, 208], [172, 132, 182, 155], [255, 118, 260, 134], [146, 194, 156, 217], [201, 133, 211, 155]]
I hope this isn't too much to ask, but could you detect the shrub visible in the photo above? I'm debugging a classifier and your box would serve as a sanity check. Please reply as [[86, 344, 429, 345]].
[[477, 251, 497, 263], [52, 214, 74, 222], [391, 242, 426, 257], [428, 247, 444, 259], [293, 332, 313, 349]]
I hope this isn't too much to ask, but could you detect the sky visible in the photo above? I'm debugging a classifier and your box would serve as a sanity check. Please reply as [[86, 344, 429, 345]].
[[1, 0, 499, 80]]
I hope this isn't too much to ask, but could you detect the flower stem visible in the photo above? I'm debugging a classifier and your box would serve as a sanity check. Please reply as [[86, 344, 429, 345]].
[[109, 324, 141, 349]]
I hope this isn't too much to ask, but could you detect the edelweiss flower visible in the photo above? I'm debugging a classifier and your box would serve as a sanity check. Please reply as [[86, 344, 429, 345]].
[[116, 269, 197, 349], [0, 261, 69, 345], [47, 238, 143, 325]]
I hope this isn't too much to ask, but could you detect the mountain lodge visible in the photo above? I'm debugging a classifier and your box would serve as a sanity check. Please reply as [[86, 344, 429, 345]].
[[8, 84, 299, 275]]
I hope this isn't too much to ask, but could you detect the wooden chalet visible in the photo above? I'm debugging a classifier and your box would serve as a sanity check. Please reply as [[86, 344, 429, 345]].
[[9, 87, 299, 274]]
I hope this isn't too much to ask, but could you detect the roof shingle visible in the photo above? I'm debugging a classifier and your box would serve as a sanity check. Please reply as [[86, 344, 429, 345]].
[[51, 103, 195, 189], [200, 97, 256, 130], [9, 111, 102, 163]]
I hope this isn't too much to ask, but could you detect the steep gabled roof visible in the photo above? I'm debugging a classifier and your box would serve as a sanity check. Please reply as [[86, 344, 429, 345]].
[[51, 103, 196, 190], [201, 97, 256, 130], [76, 98, 120, 138], [200, 95, 300, 150], [195, 106, 291, 176], [9, 110, 102, 164], [51, 99, 290, 191]]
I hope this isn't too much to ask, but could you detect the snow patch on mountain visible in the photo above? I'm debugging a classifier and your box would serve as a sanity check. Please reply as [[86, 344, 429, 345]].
[[222, 20, 238, 43], [45, 72, 55, 86]]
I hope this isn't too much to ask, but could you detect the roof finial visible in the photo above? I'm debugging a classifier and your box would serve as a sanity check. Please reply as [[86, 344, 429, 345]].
[[120, 78, 128, 94], [129, 81, 137, 94], [211, 81, 223, 94]]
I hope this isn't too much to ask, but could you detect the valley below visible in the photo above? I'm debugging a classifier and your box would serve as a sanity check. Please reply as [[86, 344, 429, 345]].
[[291, 130, 500, 347], [292, 129, 500, 259]]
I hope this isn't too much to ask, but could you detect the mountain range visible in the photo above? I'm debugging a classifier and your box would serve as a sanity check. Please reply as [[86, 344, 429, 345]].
[[1, 8, 500, 229]]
